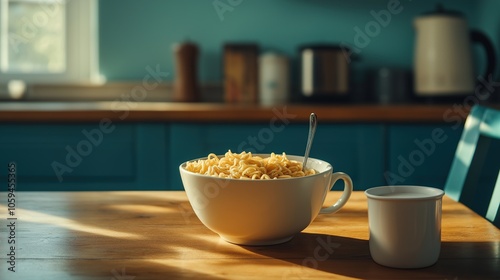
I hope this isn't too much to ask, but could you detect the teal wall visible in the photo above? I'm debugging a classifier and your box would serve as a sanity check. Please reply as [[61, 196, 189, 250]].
[[99, 0, 498, 82]]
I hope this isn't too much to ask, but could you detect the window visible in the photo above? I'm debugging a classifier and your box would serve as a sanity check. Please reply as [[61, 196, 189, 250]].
[[0, 0, 103, 84]]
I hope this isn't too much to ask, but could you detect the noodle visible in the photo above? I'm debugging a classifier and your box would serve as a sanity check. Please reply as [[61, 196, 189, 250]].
[[185, 150, 317, 179]]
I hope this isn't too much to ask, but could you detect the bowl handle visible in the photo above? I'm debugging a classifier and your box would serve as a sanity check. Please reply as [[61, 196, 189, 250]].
[[319, 172, 353, 214]]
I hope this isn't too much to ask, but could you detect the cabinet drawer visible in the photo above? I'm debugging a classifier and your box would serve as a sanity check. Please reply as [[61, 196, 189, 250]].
[[0, 124, 135, 184]]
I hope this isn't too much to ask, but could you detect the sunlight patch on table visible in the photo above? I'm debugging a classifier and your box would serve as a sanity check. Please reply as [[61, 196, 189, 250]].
[[0, 205, 141, 239]]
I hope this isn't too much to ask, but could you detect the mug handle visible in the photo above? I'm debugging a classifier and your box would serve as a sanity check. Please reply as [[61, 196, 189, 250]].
[[319, 172, 353, 214]]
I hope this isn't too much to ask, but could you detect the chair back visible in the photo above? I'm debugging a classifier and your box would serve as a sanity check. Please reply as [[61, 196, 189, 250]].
[[444, 105, 500, 228]]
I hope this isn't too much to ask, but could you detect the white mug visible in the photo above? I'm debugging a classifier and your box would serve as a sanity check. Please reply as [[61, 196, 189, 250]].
[[365, 186, 444, 268]]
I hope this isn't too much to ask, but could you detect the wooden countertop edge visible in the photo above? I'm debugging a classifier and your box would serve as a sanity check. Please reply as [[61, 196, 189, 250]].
[[0, 103, 493, 123]]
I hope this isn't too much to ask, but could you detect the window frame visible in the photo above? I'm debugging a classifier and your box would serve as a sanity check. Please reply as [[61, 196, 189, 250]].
[[0, 0, 103, 84]]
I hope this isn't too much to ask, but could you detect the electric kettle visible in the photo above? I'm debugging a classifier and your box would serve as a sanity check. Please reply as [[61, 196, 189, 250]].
[[414, 5, 496, 97]]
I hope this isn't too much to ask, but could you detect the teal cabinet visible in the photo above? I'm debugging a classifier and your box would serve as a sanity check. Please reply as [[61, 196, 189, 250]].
[[169, 123, 385, 190], [0, 122, 462, 191], [386, 124, 463, 188], [0, 123, 169, 190]]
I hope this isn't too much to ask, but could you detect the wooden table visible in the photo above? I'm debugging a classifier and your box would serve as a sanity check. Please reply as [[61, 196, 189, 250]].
[[0, 191, 498, 279]]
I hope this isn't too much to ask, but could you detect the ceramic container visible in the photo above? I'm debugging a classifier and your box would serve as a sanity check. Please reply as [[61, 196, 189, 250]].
[[365, 185, 444, 268], [180, 155, 353, 245]]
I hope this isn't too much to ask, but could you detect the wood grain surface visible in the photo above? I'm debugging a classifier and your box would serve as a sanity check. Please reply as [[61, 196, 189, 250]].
[[0, 191, 498, 279]]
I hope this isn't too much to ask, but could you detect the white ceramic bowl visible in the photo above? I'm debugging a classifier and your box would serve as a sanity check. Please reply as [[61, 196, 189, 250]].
[[179, 155, 353, 245]]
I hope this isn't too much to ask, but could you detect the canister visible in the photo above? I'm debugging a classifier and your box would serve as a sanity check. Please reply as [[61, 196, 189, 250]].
[[259, 52, 289, 106]]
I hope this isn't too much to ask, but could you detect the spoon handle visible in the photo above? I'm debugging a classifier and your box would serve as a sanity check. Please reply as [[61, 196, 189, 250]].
[[303, 113, 317, 171]]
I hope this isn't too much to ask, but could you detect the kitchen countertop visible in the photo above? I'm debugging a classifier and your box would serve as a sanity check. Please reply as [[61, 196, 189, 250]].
[[0, 102, 493, 123]]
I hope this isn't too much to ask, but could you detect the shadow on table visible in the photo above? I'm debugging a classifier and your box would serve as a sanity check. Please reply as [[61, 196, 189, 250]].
[[241, 232, 500, 279]]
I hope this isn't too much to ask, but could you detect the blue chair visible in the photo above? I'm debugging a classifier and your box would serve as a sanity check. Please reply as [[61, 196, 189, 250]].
[[444, 105, 500, 228]]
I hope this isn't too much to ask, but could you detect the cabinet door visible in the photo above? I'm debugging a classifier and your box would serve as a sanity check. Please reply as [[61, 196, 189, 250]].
[[170, 123, 385, 190], [0, 123, 168, 190], [386, 124, 463, 188]]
